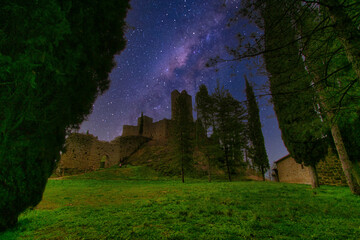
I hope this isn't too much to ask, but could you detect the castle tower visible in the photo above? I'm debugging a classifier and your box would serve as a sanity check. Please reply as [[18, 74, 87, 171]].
[[171, 89, 193, 121]]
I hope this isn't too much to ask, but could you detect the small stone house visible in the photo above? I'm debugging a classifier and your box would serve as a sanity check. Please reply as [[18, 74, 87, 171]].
[[273, 152, 347, 186]]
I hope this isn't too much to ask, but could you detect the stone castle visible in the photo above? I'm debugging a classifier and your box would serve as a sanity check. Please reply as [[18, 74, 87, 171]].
[[122, 90, 193, 140], [57, 90, 193, 174]]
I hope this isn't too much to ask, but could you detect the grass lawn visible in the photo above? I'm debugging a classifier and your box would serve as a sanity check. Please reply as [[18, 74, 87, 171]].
[[1, 166, 360, 239]]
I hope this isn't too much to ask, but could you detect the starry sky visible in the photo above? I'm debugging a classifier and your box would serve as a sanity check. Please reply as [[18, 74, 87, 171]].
[[80, 0, 288, 166]]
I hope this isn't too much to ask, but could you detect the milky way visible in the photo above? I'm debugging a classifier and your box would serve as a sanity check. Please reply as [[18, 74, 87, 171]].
[[80, 0, 288, 166]]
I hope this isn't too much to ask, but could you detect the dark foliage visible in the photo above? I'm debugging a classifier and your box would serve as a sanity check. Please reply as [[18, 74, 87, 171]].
[[211, 83, 247, 181], [245, 77, 269, 180], [139, 112, 144, 136], [0, 0, 130, 230], [172, 92, 194, 183]]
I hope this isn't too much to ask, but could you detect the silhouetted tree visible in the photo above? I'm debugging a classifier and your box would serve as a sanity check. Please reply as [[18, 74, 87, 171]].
[[195, 84, 217, 182], [173, 93, 194, 183], [139, 112, 144, 135], [245, 76, 269, 181], [212, 83, 247, 181], [0, 0, 130, 230], [216, 0, 360, 192]]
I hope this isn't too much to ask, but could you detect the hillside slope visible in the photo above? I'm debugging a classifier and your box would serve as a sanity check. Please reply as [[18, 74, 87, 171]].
[[126, 140, 250, 180]]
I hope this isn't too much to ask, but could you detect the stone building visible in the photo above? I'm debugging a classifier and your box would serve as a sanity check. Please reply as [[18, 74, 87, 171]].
[[57, 89, 193, 174], [122, 90, 193, 139], [273, 152, 347, 186], [57, 133, 149, 174]]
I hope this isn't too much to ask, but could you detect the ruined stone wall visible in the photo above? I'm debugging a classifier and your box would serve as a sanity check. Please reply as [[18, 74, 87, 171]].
[[59, 133, 95, 171], [122, 125, 139, 137], [58, 134, 150, 174], [276, 156, 312, 184], [138, 116, 154, 138], [151, 119, 171, 140], [88, 140, 120, 169], [111, 136, 150, 162], [317, 152, 347, 186], [171, 90, 193, 121], [122, 90, 193, 140]]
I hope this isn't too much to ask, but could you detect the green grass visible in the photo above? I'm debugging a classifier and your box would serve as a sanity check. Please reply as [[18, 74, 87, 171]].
[[1, 166, 360, 239]]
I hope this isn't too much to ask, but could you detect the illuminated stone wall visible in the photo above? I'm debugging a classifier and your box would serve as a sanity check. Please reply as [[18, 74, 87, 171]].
[[57, 133, 149, 174], [275, 153, 348, 186]]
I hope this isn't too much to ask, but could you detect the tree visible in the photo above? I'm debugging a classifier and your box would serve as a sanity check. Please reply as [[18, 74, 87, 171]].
[[261, 0, 337, 188], [212, 83, 247, 181], [172, 92, 194, 183], [0, 0, 130, 230], [245, 76, 269, 181], [195, 84, 217, 182], [139, 112, 144, 136], [216, 0, 360, 192]]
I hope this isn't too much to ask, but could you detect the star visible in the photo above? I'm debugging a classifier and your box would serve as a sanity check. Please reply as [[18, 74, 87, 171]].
[[80, 0, 288, 165]]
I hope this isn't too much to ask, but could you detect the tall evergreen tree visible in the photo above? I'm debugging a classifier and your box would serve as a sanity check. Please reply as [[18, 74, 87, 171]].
[[0, 0, 130, 230], [262, 0, 329, 188], [212, 83, 247, 181], [245, 76, 269, 181], [173, 93, 194, 183], [139, 112, 144, 136], [225, 0, 360, 193], [195, 84, 216, 181]]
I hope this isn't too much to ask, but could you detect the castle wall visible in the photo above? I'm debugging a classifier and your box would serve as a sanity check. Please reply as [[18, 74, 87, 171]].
[[59, 133, 95, 171], [138, 116, 154, 139], [152, 119, 171, 140], [111, 136, 150, 163], [58, 134, 150, 174], [317, 152, 347, 186], [171, 90, 193, 121], [122, 125, 139, 137], [88, 140, 120, 169]]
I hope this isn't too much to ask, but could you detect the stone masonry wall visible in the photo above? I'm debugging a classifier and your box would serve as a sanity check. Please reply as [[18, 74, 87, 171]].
[[111, 136, 150, 163], [151, 119, 171, 140], [58, 133, 150, 174], [317, 152, 347, 186], [276, 156, 312, 184], [88, 140, 120, 169], [122, 125, 139, 137], [276, 152, 348, 186], [58, 133, 96, 171]]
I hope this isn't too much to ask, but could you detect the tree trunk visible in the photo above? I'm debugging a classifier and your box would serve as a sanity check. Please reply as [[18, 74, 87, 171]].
[[326, 3, 360, 190], [261, 168, 265, 181], [207, 157, 212, 182], [225, 149, 232, 182], [309, 164, 319, 189], [326, 0, 360, 82], [181, 160, 184, 183], [312, 71, 360, 194], [329, 122, 360, 194]]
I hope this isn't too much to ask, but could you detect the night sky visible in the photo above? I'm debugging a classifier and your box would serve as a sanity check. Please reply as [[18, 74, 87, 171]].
[[80, 0, 288, 166]]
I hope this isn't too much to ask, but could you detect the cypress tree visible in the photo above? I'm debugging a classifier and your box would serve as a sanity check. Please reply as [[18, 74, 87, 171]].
[[0, 0, 130, 230], [245, 76, 269, 181], [172, 92, 194, 183], [195, 84, 215, 181], [262, 0, 329, 188], [222, 0, 360, 193], [139, 112, 144, 136], [212, 83, 247, 181]]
